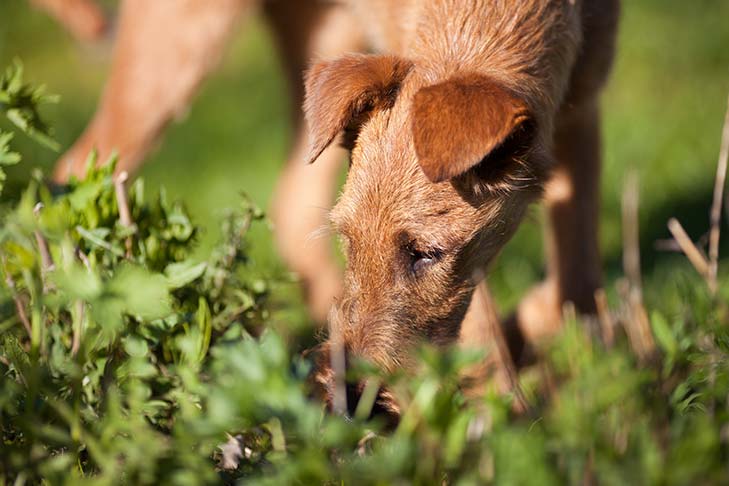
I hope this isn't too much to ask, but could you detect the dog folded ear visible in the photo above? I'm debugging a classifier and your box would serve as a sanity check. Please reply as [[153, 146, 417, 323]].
[[304, 54, 413, 164], [411, 75, 532, 183]]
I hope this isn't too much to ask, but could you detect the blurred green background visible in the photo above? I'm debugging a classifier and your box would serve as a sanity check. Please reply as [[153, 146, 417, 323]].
[[1, 0, 728, 328]]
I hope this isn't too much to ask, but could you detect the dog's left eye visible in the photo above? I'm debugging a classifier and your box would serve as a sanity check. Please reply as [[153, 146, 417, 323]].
[[406, 245, 444, 276]]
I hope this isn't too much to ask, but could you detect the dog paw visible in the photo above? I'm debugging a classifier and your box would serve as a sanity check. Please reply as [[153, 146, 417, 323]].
[[515, 280, 563, 344]]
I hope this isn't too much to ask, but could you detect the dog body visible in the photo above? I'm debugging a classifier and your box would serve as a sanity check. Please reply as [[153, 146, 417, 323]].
[[50, 0, 620, 408]]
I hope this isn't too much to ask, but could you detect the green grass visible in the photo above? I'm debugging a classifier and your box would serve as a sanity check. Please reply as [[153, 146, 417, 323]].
[[2, 0, 729, 317]]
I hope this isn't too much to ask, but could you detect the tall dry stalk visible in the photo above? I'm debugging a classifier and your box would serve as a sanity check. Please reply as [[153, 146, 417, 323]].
[[114, 171, 135, 258], [667, 218, 710, 278], [667, 95, 729, 295], [708, 95, 729, 294], [594, 288, 614, 347], [621, 170, 655, 361]]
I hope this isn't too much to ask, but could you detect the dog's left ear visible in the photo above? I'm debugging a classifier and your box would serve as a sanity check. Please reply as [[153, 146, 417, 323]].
[[412, 74, 532, 183], [304, 54, 413, 164]]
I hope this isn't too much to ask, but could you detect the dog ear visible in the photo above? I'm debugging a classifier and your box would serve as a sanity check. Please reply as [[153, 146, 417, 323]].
[[411, 75, 532, 183], [304, 54, 413, 164]]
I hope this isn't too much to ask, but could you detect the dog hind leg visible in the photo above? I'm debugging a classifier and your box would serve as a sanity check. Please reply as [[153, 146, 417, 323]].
[[52, 0, 253, 182]]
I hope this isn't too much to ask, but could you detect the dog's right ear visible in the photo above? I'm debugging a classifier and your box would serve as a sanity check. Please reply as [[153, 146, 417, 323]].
[[304, 54, 413, 164]]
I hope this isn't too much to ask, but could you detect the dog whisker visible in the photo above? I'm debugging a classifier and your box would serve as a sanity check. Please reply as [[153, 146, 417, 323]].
[[305, 224, 334, 245]]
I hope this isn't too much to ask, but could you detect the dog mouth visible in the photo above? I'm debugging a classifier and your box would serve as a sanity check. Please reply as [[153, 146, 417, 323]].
[[308, 344, 402, 430], [343, 380, 401, 429]]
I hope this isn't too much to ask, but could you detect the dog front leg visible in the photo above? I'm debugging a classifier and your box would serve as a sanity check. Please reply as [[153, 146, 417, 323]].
[[268, 2, 365, 324], [517, 102, 603, 343]]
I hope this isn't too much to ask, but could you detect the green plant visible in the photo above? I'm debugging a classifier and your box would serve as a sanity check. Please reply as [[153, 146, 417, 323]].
[[0, 60, 58, 196], [2, 62, 729, 486]]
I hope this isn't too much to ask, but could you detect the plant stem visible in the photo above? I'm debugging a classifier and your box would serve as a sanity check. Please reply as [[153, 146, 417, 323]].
[[708, 95, 729, 295]]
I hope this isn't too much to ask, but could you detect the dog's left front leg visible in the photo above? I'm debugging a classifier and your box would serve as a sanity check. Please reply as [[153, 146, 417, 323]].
[[517, 101, 603, 343]]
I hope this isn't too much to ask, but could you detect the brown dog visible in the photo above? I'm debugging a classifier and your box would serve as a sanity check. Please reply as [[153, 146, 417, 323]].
[[308, 0, 619, 414], [49, 1, 619, 413]]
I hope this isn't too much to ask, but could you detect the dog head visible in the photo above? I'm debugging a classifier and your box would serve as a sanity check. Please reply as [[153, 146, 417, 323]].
[[305, 54, 549, 415]]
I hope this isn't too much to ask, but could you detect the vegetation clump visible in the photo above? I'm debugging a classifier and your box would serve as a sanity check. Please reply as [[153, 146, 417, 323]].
[[2, 62, 729, 485]]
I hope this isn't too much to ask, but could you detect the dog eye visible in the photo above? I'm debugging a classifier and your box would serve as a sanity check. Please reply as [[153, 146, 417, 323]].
[[406, 245, 443, 276]]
